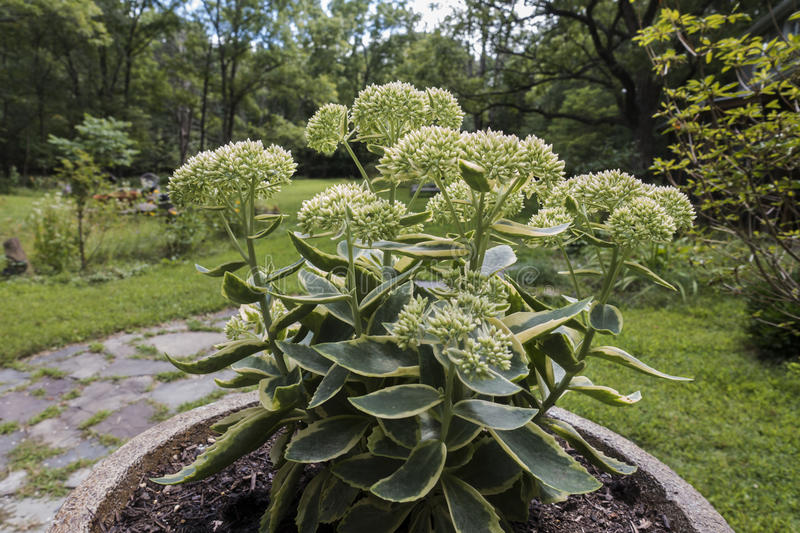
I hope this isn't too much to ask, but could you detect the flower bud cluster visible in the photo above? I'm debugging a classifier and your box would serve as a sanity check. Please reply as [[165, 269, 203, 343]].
[[305, 104, 348, 155], [224, 304, 266, 340], [425, 87, 465, 129], [377, 126, 462, 184], [391, 295, 428, 350], [528, 206, 574, 245], [297, 183, 408, 243], [169, 140, 296, 208]]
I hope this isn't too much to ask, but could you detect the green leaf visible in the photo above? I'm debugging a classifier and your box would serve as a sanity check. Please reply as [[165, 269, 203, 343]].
[[492, 218, 570, 238], [214, 373, 261, 389], [277, 340, 333, 375], [568, 376, 642, 406], [210, 406, 264, 434], [332, 453, 404, 490], [542, 419, 636, 475], [231, 355, 282, 378], [319, 476, 359, 523], [490, 423, 601, 494], [269, 303, 315, 338], [445, 417, 482, 451], [452, 399, 536, 430], [260, 461, 304, 533], [371, 440, 447, 502], [368, 426, 411, 459], [557, 268, 602, 277], [285, 416, 372, 462], [308, 364, 350, 408], [264, 258, 305, 284], [588, 303, 623, 335], [371, 240, 470, 258], [503, 297, 592, 343], [297, 269, 354, 325], [153, 409, 302, 484], [338, 497, 413, 533], [378, 417, 419, 448], [454, 365, 521, 396], [359, 265, 420, 316], [538, 328, 581, 372], [368, 281, 413, 335], [314, 336, 419, 377], [624, 261, 677, 291], [486, 475, 537, 521], [480, 245, 517, 276], [350, 384, 442, 419], [248, 215, 283, 240], [296, 470, 328, 533], [440, 474, 504, 533], [458, 159, 491, 192], [289, 231, 347, 272], [588, 345, 692, 381], [454, 438, 522, 495], [258, 368, 303, 411], [165, 339, 269, 374], [400, 211, 431, 226], [195, 260, 247, 277], [221, 271, 266, 305]]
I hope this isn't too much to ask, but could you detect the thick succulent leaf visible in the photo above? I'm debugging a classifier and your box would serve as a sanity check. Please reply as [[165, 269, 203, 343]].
[[264, 258, 305, 284], [440, 474, 504, 533], [588, 303, 623, 335], [458, 159, 491, 192], [338, 497, 413, 533], [260, 461, 304, 533], [290, 231, 347, 272], [444, 444, 476, 469], [588, 345, 692, 381], [359, 264, 420, 316], [485, 476, 537, 521], [371, 239, 469, 258], [394, 233, 441, 244], [455, 438, 522, 495], [368, 281, 413, 335], [371, 440, 447, 502], [195, 260, 247, 277], [319, 475, 360, 523], [624, 261, 677, 290], [480, 245, 517, 276], [400, 211, 432, 226], [378, 417, 419, 448], [313, 336, 418, 377], [258, 368, 303, 411], [165, 339, 269, 374], [531, 477, 568, 504], [490, 423, 601, 494], [492, 218, 570, 238], [308, 364, 350, 409], [210, 406, 264, 434], [269, 427, 294, 466], [408, 507, 433, 533], [503, 297, 592, 343], [231, 355, 282, 379], [221, 271, 266, 305], [297, 269, 354, 325], [248, 216, 283, 240], [455, 365, 521, 396], [368, 426, 411, 459], [269, 303, 315, 338], [538, 329, 581, 372], [296, 469, 328, 533], [214, 373, 261, 389], [285, 416, 372, 463], [432, 505, 458, 533], [332, 453, 403, 490], [312, 312, 355, 344], [557, 268, 603, 277], [568, 376, 642, 406], [153, 409, 302, 484], [277, 340, 333, 375], [350, 384, 442, 419], [542, 418, 636, 475], [452, 399, 536, 430], [445, 416, 482, 451]]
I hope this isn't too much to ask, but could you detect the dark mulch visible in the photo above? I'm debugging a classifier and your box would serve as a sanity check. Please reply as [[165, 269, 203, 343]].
[[103, 432, 673, 533]]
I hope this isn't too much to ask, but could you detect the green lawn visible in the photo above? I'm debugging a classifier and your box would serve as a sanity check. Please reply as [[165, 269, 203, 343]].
[[559, 296, 800, 533]]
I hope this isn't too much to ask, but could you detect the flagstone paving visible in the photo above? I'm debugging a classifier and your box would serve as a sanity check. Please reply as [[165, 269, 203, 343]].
[[0, 308, 238, 532]]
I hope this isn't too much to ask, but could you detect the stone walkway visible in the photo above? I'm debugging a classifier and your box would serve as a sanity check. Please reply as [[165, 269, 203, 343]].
[[0, 308, 239, 532]]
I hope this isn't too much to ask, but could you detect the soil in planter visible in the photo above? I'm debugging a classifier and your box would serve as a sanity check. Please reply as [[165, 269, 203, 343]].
[[104, 434, 673, 533]]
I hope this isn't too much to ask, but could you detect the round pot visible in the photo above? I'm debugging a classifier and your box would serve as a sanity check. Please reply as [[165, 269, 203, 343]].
[[50, 393, 733, 533]]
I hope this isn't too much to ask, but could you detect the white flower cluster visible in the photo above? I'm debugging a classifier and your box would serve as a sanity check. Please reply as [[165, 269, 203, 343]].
[[533, 169, 696, 247], [425, 87, 465, 129], [377, 126, 462, 183], [224, 304, 266, 340], [427, 181, 525, 225], [297, 183, 408, 243], [169, 140, 296, 208], [388, 271, 514, 378], [305, 104, 348, 155]]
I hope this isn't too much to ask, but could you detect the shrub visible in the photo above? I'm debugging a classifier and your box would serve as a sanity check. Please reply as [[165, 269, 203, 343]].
[[27, 192, 78, 274], [157, 83, 693, 532]]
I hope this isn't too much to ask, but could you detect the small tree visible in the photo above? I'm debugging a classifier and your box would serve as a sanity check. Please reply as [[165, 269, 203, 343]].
[[636, 9, 800, 358], [48, 114, 138, 270]]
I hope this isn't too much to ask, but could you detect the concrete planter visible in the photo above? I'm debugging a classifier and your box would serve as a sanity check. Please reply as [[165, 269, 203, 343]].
[[50, 393, 733, 533]]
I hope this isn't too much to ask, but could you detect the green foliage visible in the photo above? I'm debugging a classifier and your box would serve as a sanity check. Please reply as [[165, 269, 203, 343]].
[[48, 114, 138, 171], [156, 83, 694, 531], [637, 8, 800, 359], [27, 193, 78, 274]]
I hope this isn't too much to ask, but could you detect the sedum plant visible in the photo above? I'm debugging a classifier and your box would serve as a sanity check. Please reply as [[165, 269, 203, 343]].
[[157, 82, 694, 533]]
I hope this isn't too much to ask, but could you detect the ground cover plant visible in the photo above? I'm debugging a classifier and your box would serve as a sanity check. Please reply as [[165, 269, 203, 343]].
[[156, 82, 696, 532]]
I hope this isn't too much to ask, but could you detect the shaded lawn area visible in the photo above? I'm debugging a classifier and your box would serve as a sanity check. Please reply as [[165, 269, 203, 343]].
[[560, 296, 800, 533]]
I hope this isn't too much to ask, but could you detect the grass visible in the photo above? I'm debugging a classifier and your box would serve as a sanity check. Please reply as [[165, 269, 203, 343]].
[[0, 178, 343, 364], [77, 410, 111, 430], [0, 421, 19, 435], [27, 405, 63, 425], [558, 296, 800, 533]]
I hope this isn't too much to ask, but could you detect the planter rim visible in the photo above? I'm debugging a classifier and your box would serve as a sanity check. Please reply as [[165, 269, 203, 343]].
[[50, 393, 733, 533]]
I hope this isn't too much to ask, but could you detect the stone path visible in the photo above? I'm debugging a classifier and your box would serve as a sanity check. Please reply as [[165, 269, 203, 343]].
[[0, 309, 239, 532]]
